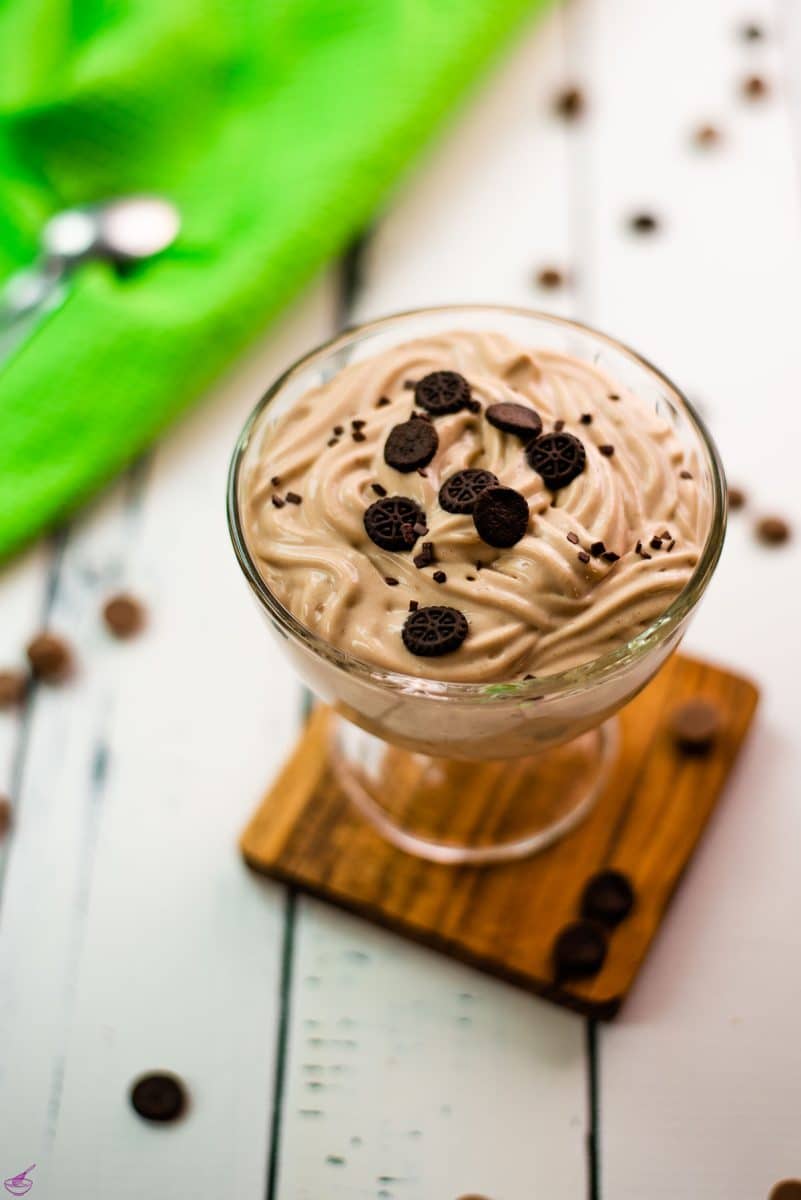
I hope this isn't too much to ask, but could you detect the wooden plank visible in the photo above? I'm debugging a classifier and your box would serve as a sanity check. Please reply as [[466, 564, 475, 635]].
[[569, 0, 801, 1192]]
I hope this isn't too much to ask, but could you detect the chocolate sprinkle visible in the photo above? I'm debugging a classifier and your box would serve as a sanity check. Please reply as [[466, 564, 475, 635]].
[[333, 425, 344, 436], [376, 395, 391, 407], [272, 495, 285, 508], [581, 870, 635, 928], [270, 475, 281, 486], [667, 540, 676, 552], [433, 570, 447, 584], [352, 430, 366, 442], [364, 496, 424, 551], [384, 576, 399, 587], [352, 419, 366, 430], [552, 920, 607, 980], [602, 551, 620, 563], [527, 431, 587, 490], [473, 486, 530, 548], [590, 541, 605, 558], [599, 444, 615, 457], [650, 537, 663, 550], [384, 418, 439, 473], [485, 402, 543, 441], [371, 483, 387, 497], [326, 438, 339, 447], [402, 605, 468, 657], [285, 492, 302, 505], [577, 551, 590, 564], [566, 532, 579, 545], [414, 370, 471, 416], [130, 1073, 187, 1123], [439, 468, 499, 514]]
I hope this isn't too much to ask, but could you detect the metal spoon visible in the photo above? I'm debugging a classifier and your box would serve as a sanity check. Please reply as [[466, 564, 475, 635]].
[[0, 194, 180, 358]]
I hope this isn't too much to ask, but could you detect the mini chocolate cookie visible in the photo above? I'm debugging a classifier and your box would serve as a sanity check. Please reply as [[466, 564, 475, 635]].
[[384, 418, 439, 473], [552, 920, 608, 980], [526, 431, 586, 490], [439, 469, 499, 514], [364, 496, 425, 552], [130, 1072, 187, 1123], [402, 605, 468, 657], [485, 402, 543, 441], [581, 870, 635, 927], [414, 371, 471, 416], [473, 486, 530, 548]]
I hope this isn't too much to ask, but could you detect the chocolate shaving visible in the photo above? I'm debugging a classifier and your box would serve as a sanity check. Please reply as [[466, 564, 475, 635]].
[[285, 492, 302, 505]]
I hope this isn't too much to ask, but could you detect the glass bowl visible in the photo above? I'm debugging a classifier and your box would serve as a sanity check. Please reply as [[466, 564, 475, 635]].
[[227, 306, 726, 863]]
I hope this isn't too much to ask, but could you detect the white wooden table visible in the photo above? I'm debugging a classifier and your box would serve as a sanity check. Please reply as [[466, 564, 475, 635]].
[[2, 2, 801, 1195]]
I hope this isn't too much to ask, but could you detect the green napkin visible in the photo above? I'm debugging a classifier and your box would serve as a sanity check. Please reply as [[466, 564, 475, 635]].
[[0, 0, 548, 561]]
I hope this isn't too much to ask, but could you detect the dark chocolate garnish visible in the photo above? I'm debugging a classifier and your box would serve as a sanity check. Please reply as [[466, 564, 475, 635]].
[[439, 469, 499, 515], [526, 431, 587, 490], [473, 486, 529, 548], [364, 496, 424, 552], [485, 402, 543, 441], [384, 419, 438, 473], [414, 371, 471, 416], [413, 541, 435, 569], [402, 605, 468, 657]]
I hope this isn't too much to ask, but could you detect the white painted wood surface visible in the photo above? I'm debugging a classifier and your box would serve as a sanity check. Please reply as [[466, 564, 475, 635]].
[[1, 1, 800, 1197]]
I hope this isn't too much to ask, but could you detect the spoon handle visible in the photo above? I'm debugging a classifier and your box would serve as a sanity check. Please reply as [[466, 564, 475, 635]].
[[0, 263, 66, 365]]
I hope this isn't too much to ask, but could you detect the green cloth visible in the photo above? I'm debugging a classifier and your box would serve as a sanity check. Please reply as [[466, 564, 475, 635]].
[[0, 0, 547, 561]]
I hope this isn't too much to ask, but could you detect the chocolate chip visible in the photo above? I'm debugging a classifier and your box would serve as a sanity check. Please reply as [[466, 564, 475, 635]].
[[473, 486, 529, 548], [333, 425, 344, 436], [270, 475, 281, 486], [439, 469, 499, 514], [756, 515, 791, 545], [577, 550, 590, 564], [554, 86, 585, 120], [352, 431, 366, 442], [552, 920, 607, 980], [103, 593, 146, 639], [376, 395, 391, 407], [408, 600, 418, 612], [553, 419, 565, 432], [364, 496, 425, 552], [640, 551, 652, 560], [0, 670, 28, 709], [581, 870, 635, 927], [608, 393, 621, 401], [536, 266, 566, 289], [566, 532, 580, 545], [679, 469, 693, 480], [433, 570, 447, 584], [527, 432, 587, 490], [599, 444, 615, 457], [590, 541, 605, 557], [670, 698, 721, 755], [602, 551, 620, 563], [371, 483, 387, 497], [485, 402, 543, 441], [0, 796, 11, 838], [352, 419, 366, 430], [26, 632, 72, 682], [466, 575, 476, 581], [402, 605, 468, 657], [285, 492, 302, 505], [414, 541, 435, 569], [384, 419, 438, 473], [742, 74, 769, 100], [130, 1072, 187, 1123], [667, 540, 676, 552], [694, 124, 722, 148], [384, 576, 399, 587], [650, 537, 663, 550], [727, 485, 746, 510], [769, 1182, 801, 1200], [579, 413, 592, 425], [414, 370, 471, 416], [326, 438, 339, 447], [272, 495, 285, 508], [628, 212, 659, 234]]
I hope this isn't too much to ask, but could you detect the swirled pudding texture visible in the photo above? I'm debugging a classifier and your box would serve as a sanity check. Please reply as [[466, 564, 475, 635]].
[[242, 331, 708, 682]]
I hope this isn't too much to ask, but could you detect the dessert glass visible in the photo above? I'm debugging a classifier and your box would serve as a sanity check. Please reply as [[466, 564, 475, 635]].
[[227, 306, 726, 865]]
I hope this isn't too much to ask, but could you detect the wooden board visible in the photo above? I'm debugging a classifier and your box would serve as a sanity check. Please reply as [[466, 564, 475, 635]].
[[242, 654, 758, 1019]]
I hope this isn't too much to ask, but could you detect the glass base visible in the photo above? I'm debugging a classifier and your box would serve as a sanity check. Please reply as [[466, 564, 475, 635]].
[[329, 716, 619, 866]]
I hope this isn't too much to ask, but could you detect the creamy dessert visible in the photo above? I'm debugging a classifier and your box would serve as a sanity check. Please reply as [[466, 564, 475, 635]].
[[241, 331, 708, 682]]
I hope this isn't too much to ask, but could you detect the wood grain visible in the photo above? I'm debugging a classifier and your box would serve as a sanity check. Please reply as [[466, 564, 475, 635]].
[[242, 654, 758, 1019]]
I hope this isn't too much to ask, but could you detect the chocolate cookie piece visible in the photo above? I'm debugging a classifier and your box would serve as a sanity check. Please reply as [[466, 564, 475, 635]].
[[439, 469, 499, 515], [402, 605, 468, 657], [364, 496, 424, 552], [130, 1072, 187, 1123], [581, 870, 635, 927], [26, 632, 72, 682], [103, 593, 146, 639], [670, 698, 721, 755], [473, 486, 529, 548], [526, 432, 586, 490], [485, 402, 543, 441], [414, 370, 471, 416], [384, 418, 439, 473], [552, 920, 608, 980], [0, 670, 28, 709]]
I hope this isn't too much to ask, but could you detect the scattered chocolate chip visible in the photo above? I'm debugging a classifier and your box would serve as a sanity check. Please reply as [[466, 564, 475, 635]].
[[769, 1181, 801, 1200], [581, 870, 635, 927], [333, 425, 344, 436], [640, 551, 652, 560], [679, 469, 693, 480], [272, 495, 286, 508], [439, 468, 499, 515], [130, 1072, 187, 1123], [384, 576, 399, 587], [742, 74, 769, 100], [485, 402, 543, 441], [590, 541, 605, 558], [635, 540, 642, 554], [0, 796, 11, 837], [414, 370, 471, 416], [628, 212, 659, 235], [650, 536, 663, 550], [602, 551, 620, 563], [270, 475, 281, 486], [402, 605, 468, 657], [352, 431, 366, 442], [566, 532, 580, 545], [693, 124, 722, 148], [577, 550, 591, 564], [599, 444, 615, 457], [536, 266, 566, 289], [554, 86, 585, 120], [659, 530, 671, 540], [286, 492, 302, 505], [376, 395, 391, 407], [580, 413, 592, 425], [727, 485, 746, 510], [326, 438, 339, 447], [351, 419, 366, 430], [364, 496, 424, 551], [527, 431, 587, 490], [103, 593, 146, 639], [523, 674, 535, 681], [473, 486, 529, 548], [384, 419, 439, 473], [756, 515, 790, 545], [26, 632, 72, 682], [433, 570, 447, 584], [466, 575, 476, 581], [670, 698, 721, 755], [608, 393, 621, 401], [408, 600, 419, 612], [552, 920, 607, 980], [371, 483, 387, 497], [0, 670, 28, 709], [553, 419, 565, 432], [413, 541, 436, 569], [667, 540, 676, 552]]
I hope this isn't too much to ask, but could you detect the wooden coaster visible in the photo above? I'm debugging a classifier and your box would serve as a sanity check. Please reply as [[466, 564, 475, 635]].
[[241, 654, 758, 1018]]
